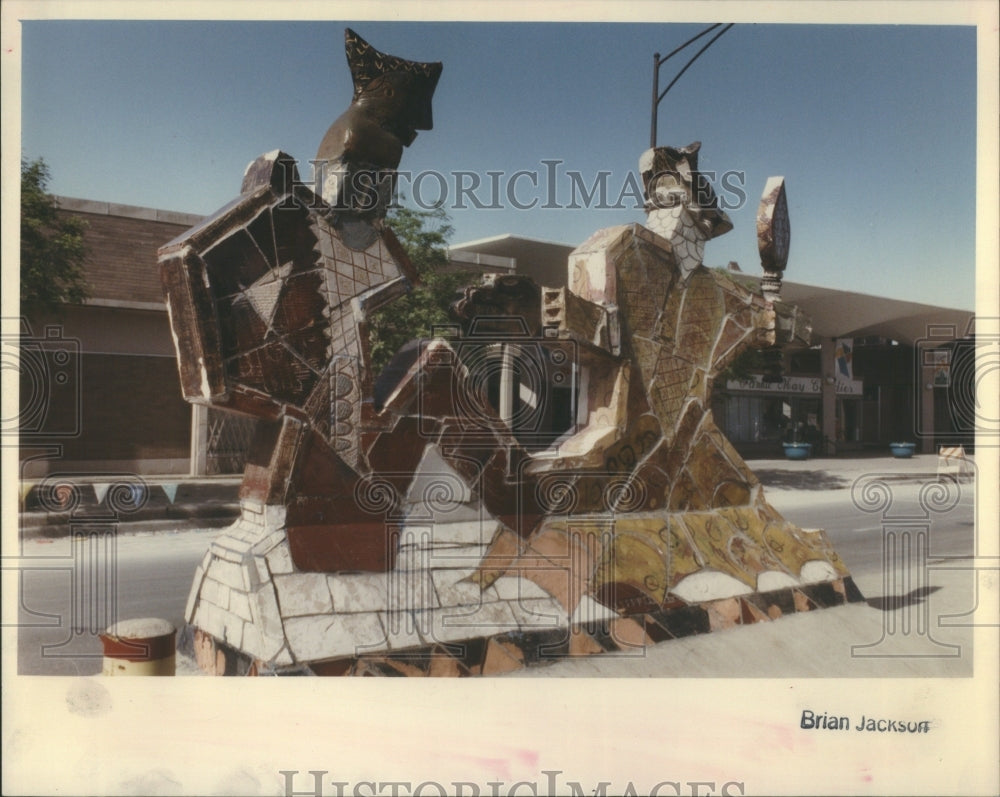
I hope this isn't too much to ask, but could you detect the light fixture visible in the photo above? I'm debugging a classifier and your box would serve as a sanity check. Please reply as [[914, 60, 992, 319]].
[[824, 376, 835, 385]]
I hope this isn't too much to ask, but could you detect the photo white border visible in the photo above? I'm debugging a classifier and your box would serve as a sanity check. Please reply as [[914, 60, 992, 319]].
[[3, 2, 997, 795]]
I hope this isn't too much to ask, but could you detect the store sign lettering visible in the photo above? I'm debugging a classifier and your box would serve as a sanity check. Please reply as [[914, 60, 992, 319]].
[[725, 375, 862, 396]]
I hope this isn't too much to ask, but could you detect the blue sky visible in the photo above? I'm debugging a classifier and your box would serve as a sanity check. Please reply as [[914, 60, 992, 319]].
[[15, 15, 984, 309]]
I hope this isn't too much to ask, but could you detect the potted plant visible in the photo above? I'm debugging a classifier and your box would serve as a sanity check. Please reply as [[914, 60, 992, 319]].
[[889, 441, 917, 458], [783, 422, 813, 460]]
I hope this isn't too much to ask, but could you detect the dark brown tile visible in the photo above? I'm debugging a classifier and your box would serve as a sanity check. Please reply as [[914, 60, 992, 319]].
[[310, 658, 357, 676], [449, 637, 488, 673], [842, 577, 866, 603], [649, 604, 711, 639], [246, 206, 278, 269], [207, 229, 272, 294], [366, 416, 427, 478], [287, 429, 359, 501], [271, 200, 320, 270], [799, 581, 843, 609], [239, 417, 302, 504], [518, 628, 570, 665], [272, 271, 328, 335], [287, 519, 397, 572]]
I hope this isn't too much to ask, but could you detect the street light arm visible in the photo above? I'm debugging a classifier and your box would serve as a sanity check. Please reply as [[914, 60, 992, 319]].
[[655, 22, 723, 71], [657, 23, 735, 105], [650, 23, 735, 148]]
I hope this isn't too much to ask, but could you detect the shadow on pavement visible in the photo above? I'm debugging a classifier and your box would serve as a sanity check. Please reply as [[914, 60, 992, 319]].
[[754, 469, 850, 490], [866, 585, 942, 612]]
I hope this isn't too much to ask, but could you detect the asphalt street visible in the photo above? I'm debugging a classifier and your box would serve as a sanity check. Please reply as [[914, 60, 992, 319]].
[[14, 475, 977, 676], [15, 529, 211, 676]]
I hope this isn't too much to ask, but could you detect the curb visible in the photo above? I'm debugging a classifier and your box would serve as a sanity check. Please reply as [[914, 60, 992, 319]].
[[20, 510, 239, 540], [760, 472, 950, 488], [17, 464, 970, 539], [18, 478, 241, 539]]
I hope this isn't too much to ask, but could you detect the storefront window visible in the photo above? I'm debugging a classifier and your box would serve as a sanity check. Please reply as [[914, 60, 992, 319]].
[[722, 395, 783, 443]]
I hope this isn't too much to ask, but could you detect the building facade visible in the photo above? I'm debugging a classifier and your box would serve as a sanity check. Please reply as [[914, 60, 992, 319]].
[[17, 198, 198, 478], [15, 199, 974, 478], [449, 235, 976, 458]]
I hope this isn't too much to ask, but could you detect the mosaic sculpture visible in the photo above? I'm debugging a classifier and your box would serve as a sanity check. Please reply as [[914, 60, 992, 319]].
[[160, 31, 862, 676]]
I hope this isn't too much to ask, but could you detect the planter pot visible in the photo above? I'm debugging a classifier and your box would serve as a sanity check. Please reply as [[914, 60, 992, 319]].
[[889, 442, 917, 458], [783, 442, 813, 460]]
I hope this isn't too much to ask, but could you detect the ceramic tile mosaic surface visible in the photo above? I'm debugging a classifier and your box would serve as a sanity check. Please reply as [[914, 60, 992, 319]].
[[159, 31, 861, 676]]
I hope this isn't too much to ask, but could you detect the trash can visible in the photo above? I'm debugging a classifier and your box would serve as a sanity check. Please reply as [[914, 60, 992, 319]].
[[100, 618, 177, 676]]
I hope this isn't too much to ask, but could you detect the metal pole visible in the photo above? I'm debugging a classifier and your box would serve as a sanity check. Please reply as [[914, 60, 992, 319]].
[[650, 52, 660, 148]]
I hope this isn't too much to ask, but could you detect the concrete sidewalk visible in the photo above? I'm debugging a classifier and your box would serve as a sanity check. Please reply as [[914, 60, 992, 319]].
[[16, 451, 971, 537]]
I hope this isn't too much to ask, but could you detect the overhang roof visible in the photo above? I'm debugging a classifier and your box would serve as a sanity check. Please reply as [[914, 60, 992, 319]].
[[775, 280, 974, 346], [450, 234, 974, 346], [450, 234, 574, 289]]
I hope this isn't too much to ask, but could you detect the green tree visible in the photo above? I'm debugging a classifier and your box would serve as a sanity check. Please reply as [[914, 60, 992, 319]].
[[20, 158, 90, 317], [367, 204, 472, 374]]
